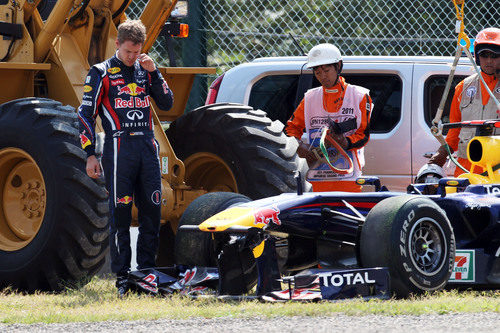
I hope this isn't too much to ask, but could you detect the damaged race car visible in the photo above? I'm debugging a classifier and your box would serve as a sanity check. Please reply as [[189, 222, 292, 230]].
[[171, 120, 500, 300]]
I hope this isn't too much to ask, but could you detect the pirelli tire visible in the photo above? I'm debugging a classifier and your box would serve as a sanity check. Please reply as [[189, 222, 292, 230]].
[[174, 192, 251, 267], [359, 195, 455, 297], [0, 98, 109, 292], [166, 103, 310, 199]]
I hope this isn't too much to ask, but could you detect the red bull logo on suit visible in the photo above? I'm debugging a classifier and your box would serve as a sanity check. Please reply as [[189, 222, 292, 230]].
[[115, 96, 150, 109], [117, 83, 146, 96], [79, 133, 91, 149], [114, 83, 149, 109], [116, 196, 133, 205]]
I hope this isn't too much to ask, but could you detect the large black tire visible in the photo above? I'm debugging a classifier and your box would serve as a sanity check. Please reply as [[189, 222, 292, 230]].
[[0, 98, 109, 292], [166, 103, 310, 199], [359, 195, 455, 297], [175, 192, 251, 266]]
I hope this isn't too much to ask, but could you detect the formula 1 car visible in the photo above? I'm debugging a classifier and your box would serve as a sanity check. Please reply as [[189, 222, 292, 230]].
[[175, 120, 500, 299]]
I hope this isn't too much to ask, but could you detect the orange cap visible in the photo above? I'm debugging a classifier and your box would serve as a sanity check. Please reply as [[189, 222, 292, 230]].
[[474, 27, 500, 49], [473, 27, 500, 65]]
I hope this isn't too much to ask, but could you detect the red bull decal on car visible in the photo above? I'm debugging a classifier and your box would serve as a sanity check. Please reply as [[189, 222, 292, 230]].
[[253, 206, 281, 225]]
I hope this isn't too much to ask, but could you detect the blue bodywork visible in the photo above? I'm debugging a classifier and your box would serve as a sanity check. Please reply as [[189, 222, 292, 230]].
[[222, 181, 500, 290]]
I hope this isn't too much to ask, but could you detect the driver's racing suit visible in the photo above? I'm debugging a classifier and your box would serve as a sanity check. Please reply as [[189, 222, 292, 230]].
[[78, 54, 173, 277]]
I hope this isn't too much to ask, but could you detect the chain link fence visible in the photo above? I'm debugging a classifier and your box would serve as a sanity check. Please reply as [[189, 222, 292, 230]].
[[128, 0, 499, 109]]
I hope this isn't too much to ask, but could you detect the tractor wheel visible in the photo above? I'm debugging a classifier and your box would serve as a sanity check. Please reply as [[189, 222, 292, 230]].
[[359, 195, 455, 297], [175, 192, 251, 266], [166, 103, 310, 199], [0, 98, 109, 292]]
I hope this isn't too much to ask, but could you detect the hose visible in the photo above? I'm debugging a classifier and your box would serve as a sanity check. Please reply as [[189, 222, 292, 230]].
[[445, 143, 468, 173]]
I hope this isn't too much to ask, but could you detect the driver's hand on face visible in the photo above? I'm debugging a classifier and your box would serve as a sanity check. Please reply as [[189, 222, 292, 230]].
[[138, 54, 156, 72]]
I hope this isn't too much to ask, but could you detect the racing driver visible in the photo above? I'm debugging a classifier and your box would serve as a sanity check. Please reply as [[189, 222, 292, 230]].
[[78, 19, 173, 296]]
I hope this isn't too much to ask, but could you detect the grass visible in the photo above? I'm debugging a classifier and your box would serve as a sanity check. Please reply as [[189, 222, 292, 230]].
[[0, 277, 499, 324]]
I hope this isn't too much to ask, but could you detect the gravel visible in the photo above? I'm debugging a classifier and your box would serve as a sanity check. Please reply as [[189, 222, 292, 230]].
[[2, 313, 499, 332]]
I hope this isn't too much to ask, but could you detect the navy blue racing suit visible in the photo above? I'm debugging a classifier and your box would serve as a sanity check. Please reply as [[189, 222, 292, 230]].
[[78, 54, 173, 277]]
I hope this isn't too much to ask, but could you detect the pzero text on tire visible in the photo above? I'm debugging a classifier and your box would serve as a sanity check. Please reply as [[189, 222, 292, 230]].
[[166, 103, 310, 199], [0, 98, 109, 292], [359, 195, 455, 297]]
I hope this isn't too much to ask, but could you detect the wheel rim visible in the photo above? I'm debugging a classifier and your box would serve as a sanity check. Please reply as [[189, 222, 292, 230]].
[[0, 148, 46, 251], [409, 217, 447, 276], [184, 152, 238, 193]]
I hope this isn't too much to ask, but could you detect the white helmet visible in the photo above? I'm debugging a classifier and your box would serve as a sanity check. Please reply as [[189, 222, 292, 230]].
[[414, 164, 446, 184], [306, 43, 343, 68]]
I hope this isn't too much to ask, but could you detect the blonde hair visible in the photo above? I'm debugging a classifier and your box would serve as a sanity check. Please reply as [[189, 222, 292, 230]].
[[117, 20, 146, 45]]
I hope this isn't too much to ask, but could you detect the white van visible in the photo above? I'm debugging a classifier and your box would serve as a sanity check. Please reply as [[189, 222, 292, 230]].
[[206, 56, 478, 191]]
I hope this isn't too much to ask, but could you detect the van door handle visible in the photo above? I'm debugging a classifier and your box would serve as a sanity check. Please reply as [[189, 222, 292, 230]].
[[423, 152, 434, 158]]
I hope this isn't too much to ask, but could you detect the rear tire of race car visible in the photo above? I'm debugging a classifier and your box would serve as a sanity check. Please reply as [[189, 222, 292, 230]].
[[175, 192, 251, 267], [359, 195, 455, 298], [0, 98, 109, 292], [166, 103, 310, 199]]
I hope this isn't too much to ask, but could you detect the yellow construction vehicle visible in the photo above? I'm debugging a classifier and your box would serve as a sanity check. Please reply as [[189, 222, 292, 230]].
[[0, 0, 306, 292]]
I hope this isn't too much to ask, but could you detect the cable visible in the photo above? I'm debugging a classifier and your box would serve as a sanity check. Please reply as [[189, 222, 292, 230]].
[[445, 143, 468, 173]]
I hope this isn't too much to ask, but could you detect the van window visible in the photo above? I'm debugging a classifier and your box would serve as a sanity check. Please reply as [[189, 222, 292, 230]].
[[343, 74, 402, 134], [424, 75, 467, 134], [248, 75, 299, 125], [249, 73, 402, 134]]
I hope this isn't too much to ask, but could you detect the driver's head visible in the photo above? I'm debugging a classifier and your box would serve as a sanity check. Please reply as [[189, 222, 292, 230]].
[[116, 20, 147, 67]]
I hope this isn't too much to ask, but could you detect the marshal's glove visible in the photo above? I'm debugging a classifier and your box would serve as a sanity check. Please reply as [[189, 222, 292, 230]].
[[328, 119, 349, 150], [428, 145, 450, 167], [328, 131, 348, 150], [296, 139, 319, 167]]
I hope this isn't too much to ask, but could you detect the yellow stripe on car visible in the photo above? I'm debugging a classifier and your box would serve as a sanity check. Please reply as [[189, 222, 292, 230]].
[[199, 207, 261, 231]]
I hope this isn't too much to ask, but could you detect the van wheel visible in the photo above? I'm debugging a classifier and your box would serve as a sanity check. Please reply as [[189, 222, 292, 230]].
[[359, 195, 455, 297], [175, 192, 251, 266], [0, 98, 109, 292], [166, 103, 310, 199]]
